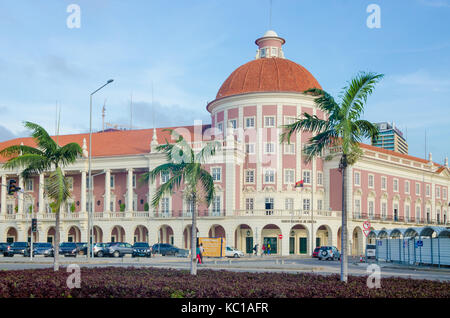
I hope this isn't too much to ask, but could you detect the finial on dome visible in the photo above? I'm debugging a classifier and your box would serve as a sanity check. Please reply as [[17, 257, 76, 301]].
[[428, 152, 432, 162], [255, 30, 285, 59]]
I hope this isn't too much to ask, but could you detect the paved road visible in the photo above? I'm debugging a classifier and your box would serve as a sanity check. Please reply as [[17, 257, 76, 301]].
[[0, 255, 449, 282]]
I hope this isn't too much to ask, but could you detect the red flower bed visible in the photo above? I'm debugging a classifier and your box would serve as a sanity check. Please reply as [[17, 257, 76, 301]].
[[0, 267, 448, 298]]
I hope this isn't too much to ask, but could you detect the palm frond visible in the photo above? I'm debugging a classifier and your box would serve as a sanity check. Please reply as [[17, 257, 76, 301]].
[[23, 121, 57, 154], [2, 154, 50, 175], [280, 114, 329, 144], [151, 172, 184, 208], [57, 143, 82, 166], [304, 88, 340, 115], [195, 140, 221, 164], [44, 167, 71, 211], [199, 168, 215, 207], [340, 72, 384, 120], [0, 145, 44, 158]]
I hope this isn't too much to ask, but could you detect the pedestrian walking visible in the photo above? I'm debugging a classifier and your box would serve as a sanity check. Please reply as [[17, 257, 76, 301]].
[[267, 243, 271, 255], [196, 244, 202, 264], [262, 244, 266, 255], [253, 244, 258, 256], [199, 243, 204, 263]]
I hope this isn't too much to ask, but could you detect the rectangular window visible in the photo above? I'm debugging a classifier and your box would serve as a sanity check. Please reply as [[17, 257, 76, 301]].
[[245, 143, 255, 154], [7, 204, 13, 214], [212, 196, 221, 215], [161, 198, 170, 214], [265, 143, 275, 154], [132, 175, 136, 188], [368, 201, 374, 217], [426, 184, 430, 196], [405, 205, 410, 222], [25, 179, 33, 192], [211, 167, 221, 182], [245, 198, 254, 212], [265, 197, 274, 215], [264, 116, 275, 127], [317, 172, 323, 186], [368, 175, 374, 188], [271, 47, 278, 57], [283, 143, 295, 154], [245, 117, 255, 128], [217, 122, 223, 133], [443, 188, 447, 200], [186, 200, 195, 215], [110, 175, 115, 189], [416, 183, 420, 195], [285, 198, 294, 210], [393, 179, 399, 192], [317, 199, 323, 211], [245, 170, 255, 183], [303, 199, 310, 211], [382, 202, 387, 218], [416, 206, 421, 222], [284, 169, 295, 184], [161, 171, 170, 183], [264, 170, 275, 183], [302, 171, 311, 184], [229, 119, 237, 129], [354, 172, 360, 186], [355, 199, 361, 215], [405, 181, 410, 194], [284, 116, 296, 125], [381, 176, 387, 190], [436, 186, 441, 199], [67, 177, 74, 191]]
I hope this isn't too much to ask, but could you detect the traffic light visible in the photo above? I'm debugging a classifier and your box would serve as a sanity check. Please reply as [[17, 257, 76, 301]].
[[7, 179, 20, 195], [31, 218, 37, 232]]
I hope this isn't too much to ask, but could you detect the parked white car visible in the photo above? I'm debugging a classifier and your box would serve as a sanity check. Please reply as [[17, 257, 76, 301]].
[[225, 246, 244, 258]]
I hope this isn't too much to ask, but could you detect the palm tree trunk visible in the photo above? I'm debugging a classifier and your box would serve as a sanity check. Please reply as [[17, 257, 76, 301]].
[[340, 159, 348, 282], [190, 194, 197, 275], [54, 207, 60, 271]]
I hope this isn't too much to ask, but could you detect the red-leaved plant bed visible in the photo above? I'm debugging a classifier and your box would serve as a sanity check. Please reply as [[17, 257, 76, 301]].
[[0, 267, 448, 298]]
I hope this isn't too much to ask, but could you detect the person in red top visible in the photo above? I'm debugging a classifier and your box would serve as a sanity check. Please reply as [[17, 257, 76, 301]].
[[262, 244, 266, 255]]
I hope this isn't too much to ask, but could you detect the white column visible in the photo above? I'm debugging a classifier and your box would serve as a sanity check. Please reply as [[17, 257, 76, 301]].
[[81, 170, 87, 212], [127, 168, 133, 212], [18, 175, 24, 214], [104, 169, 111, 212], [38, 173, 44, 213], [1, 175, 6, 214]]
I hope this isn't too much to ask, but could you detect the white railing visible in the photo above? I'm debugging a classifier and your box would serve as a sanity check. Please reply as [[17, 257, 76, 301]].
[[132, 212, 150, 218], [233, 209, 332, 218]]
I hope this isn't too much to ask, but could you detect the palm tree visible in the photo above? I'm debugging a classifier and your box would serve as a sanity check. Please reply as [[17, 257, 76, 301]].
[[142, 129, 219, 275], [0, 122, 82, 271], [280, 72, 383, 282]]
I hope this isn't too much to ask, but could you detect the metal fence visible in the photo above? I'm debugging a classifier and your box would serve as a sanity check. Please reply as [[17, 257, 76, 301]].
[[369, 226, 450, 267]]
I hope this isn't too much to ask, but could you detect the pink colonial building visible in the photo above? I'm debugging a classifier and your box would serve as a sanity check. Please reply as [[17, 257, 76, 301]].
[[0, 30, 449, 256]]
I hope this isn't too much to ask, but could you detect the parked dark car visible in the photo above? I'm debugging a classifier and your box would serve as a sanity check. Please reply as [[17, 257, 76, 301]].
[[152, 243, 186, 256], [75, 242, 88, 255], [0, 243, 9, 254], [312, 247, 321, 258], [59, 242, 78, 257], [317, 246, 341, 261], [132, 242, 152, 257], [3, 242, 30, 257], [106, 242, 133, 257], [32, 243, 53, 256]]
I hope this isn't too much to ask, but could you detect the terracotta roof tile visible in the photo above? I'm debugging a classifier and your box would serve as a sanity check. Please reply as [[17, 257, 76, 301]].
[[0, 125, 211, 163]]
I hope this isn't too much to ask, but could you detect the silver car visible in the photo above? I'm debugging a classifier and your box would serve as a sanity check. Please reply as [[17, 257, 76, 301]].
[[107, 242, 133, 257]]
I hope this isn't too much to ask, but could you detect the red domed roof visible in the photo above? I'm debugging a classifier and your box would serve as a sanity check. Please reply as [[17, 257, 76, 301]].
[[216, 57, 321, 100]]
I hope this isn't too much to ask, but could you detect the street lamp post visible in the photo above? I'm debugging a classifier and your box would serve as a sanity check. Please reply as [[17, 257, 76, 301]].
[[88, 79, 114, 259]]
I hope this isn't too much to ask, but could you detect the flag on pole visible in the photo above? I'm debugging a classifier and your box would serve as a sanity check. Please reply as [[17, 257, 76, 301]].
[[295, 180, 304, 188]]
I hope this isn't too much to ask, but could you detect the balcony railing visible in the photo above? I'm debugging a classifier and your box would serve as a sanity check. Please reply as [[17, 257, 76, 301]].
[[234, 209, 333, 218]]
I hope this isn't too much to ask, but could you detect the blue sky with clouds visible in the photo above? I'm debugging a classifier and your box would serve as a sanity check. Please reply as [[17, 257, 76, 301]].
[[0, 0, 449, 163]]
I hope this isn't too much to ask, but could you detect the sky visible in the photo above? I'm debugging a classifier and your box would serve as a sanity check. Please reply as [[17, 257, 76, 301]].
[[0, 0, 449, 164]]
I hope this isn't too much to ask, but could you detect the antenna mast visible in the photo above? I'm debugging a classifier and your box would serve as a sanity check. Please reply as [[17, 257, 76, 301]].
[[130, 93, 133, 130], [102, 99, 107, 132]]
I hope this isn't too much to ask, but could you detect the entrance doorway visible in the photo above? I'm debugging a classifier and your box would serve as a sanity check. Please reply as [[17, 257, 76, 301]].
[[245, 237, 253, 254], [263, 237, 277, 254], [289, 237, 295, 254], [299, 237, 307, 254]]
